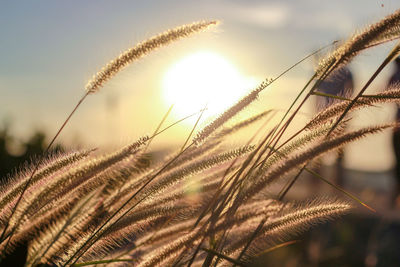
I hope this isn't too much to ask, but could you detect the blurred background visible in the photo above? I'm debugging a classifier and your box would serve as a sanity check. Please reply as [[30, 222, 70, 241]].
[[1, 1, 400, 266]]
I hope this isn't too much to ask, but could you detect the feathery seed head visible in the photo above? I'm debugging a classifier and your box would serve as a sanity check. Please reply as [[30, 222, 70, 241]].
[[85, 21, 219, 93], [316, 9, 400, 76], [193, 78, 272, 145]]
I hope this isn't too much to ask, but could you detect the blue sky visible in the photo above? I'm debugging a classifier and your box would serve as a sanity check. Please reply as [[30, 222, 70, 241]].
[[1, 0, 399, 170]]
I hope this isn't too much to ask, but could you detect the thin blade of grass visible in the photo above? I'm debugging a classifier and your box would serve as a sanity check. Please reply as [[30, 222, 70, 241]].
[[312, 91, 353, 101], [181, 105, 207, 152], [278, 164, 307, 201], [152, 109, 204, 138], [305, 167, 375, 212], [201, 248, 247, 267], [255, 240, 299, 257], [145, 104, 174, 151], [234, 217, 267, 266]]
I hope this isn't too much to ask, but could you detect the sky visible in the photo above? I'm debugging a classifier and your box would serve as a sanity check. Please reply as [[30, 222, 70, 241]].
[[1, 0, 400, 171]]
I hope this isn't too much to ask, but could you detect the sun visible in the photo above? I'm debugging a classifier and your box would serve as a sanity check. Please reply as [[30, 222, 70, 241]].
[[162, 51, 257, 120]]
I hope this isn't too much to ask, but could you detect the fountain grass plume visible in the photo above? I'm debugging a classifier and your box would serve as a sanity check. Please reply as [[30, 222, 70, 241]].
[[317, 9, 400, 76], [306, 85, 400, 130], [193, 78, 273, 145], [86, 21, 219, 94]]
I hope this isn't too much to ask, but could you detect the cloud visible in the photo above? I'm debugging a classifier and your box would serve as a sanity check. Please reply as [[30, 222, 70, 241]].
[[220, 1, 291, 28], [292, 10, 354, 33], [215, 0, 363, 33]]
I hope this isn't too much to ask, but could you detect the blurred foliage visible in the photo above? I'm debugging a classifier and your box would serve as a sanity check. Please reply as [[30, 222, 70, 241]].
[[0, 123, 64, 183]]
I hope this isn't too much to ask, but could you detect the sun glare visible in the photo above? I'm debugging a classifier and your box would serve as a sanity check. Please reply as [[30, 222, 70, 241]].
[[162, 51, 257, 120]]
